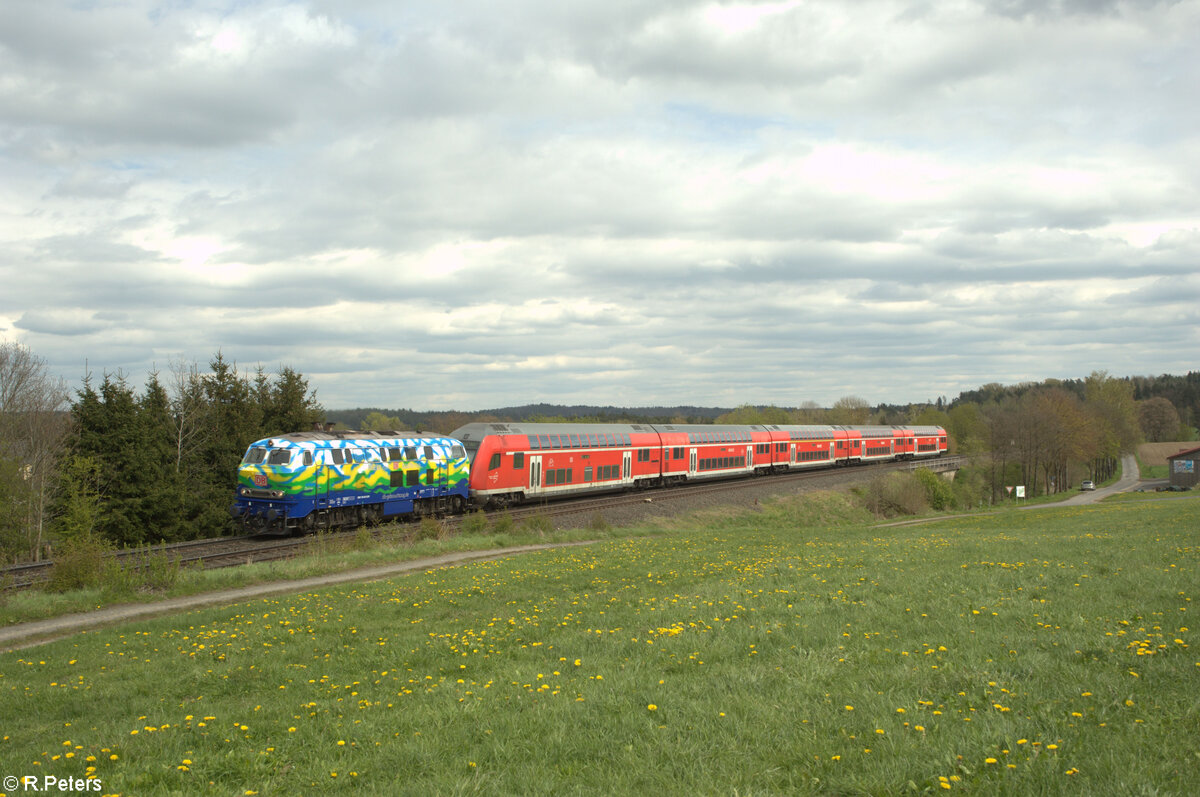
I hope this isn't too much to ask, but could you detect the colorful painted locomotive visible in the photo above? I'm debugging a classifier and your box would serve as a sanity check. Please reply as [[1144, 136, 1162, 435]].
[[231, 431, 469, 535], [451, 422, 947, 507]]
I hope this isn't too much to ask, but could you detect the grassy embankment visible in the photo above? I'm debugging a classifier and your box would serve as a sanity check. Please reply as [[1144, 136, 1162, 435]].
[[1, 492, 1197, 795]]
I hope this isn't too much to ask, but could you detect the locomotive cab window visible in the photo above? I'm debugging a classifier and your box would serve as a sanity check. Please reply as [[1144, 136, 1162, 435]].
[[489, 453, 502, 470], [243, 448, 268, 464], [268, 449, 292, 465], [514, 452, 525, 469]]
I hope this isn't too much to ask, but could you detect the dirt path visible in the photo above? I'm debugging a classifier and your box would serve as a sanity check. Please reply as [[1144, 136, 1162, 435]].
[[0, 541, 596, 652]]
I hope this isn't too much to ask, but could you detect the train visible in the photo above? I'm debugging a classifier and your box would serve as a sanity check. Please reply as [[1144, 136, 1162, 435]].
[[231, 422, 947, 535]]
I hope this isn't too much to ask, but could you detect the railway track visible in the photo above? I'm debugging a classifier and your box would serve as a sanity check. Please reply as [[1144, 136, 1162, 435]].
[[3, 456, 965, 591]]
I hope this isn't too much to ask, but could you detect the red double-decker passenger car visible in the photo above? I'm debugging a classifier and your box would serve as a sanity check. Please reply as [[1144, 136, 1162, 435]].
[[451, 422, 947, 507]]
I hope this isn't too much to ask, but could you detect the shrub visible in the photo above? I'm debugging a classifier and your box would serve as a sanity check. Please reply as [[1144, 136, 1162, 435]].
[[417, 516, 443, 541], [461, 510, 490, 537], [519, 514, 553, 538], [858, 472, 928, 518], [914, 468, 955, 511], [491, 511, 515, 536], [46, 533, 111, 592]]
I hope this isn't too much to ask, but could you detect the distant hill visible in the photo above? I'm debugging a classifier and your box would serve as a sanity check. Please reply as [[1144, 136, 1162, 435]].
[[323, 404, 736, 433]]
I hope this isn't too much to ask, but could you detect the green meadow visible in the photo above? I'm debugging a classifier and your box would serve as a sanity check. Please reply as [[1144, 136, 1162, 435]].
[[2, 493, 1197, 795]]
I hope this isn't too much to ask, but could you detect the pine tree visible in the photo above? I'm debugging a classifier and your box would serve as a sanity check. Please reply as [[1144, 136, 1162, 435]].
[[139, 372, 188, 541]]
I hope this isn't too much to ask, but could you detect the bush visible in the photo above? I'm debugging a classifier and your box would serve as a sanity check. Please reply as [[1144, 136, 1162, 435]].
[[519, 514, 553, 538], [106, 548, 183, 593], [417, 517, 443, 541], [461, 510, 490, 537], [857, 472, 928, 518], [587, 513, 611, 534], [46, 533, 112, 592], [491, 511, 515, 536], [914, 468, 955, 511]]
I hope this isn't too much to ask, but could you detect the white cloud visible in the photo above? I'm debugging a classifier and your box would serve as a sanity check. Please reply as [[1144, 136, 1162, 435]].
[[0, 0, 1197, 410]]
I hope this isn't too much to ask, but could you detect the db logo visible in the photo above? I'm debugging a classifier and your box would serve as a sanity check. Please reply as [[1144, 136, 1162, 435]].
[[252, 474, 268, 487]]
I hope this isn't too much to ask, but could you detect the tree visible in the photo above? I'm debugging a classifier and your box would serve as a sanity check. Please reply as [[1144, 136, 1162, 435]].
[[0, 342, 71, 560], [262, 366, 323, 435], [139, 372, 187, 541], [167, 358, 208, 474], [1139, 397, 1181, 442], [363, 410, 404, 430], [828, 396, 870, 425], [715, 405, 791, 425]]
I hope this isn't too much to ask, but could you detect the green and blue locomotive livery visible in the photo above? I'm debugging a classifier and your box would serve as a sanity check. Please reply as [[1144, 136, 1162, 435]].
[[231, 431, 469, 535]]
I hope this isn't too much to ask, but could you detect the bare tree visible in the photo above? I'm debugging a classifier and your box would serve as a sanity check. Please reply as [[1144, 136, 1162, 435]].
[[168, 358, 209, 473], [0, 342, 71, 560]]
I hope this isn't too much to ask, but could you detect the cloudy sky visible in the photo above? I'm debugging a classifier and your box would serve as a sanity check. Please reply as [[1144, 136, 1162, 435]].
[[2, 0, 1197, 412]]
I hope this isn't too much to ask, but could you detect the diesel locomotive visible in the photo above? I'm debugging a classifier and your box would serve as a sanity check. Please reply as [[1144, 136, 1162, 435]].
[[231, 430, 469, 535]]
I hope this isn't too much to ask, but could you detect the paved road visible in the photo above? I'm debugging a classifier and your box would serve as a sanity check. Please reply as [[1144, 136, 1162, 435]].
[[1050, 453, 1141, 507]]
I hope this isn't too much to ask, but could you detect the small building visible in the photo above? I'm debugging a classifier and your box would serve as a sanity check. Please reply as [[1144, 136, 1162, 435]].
[[1167, 445, 1200, 489]]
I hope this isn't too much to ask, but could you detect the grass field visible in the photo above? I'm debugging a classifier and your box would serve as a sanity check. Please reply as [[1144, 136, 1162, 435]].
[[1, 493, 1197, 795]]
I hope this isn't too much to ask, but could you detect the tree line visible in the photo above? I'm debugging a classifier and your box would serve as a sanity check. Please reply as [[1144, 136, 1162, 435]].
[[2, 335, 1195, 563], [0, 343, 321, 562]]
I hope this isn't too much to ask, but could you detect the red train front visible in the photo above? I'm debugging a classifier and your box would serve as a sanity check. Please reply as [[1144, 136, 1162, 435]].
[[452, 423, 663, 506]]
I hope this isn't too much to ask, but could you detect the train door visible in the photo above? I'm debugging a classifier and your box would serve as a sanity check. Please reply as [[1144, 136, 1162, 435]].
[[622, 450, 632, 483], [790, 443, 796, 466], [529, 455, 543, 496], [688, 448, 697, 477], [747, 445, 753, 470]]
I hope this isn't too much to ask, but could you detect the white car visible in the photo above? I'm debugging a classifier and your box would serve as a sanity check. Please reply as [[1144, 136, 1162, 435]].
[[1080, 480, 1095, 491]]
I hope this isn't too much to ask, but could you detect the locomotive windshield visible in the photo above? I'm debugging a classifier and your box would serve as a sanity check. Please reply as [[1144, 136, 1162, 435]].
[[242, 447, 295, 465]]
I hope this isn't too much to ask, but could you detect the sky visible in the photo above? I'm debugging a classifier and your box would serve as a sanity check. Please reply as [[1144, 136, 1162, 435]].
[[2, 0, 1198, 412]]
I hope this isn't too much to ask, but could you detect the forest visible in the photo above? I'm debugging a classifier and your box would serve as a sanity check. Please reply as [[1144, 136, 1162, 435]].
[[0, 338, 1195, 563]]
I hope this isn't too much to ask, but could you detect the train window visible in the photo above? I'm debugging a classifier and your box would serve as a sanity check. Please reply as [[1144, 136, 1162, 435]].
[[424, 445, 435, 459], [451, 445, 465, 459], [528, 436, 540, 450], [267, 449, 291, 465], [303, 452, 313, 467], [243, 448, 267, 464], [584, 466, 593, 481], [514, 452, 525, 469], [570, 434, 581, 447], [329, 449, 344, 465], [489, 453, 501, 470], [404, 446, 418, 460], [545, 469, 557, 486], [539, 435, 552, 449], [549, 434, 561, 448], [563, 468, 572, 484], [405, 469, 419, 487]]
